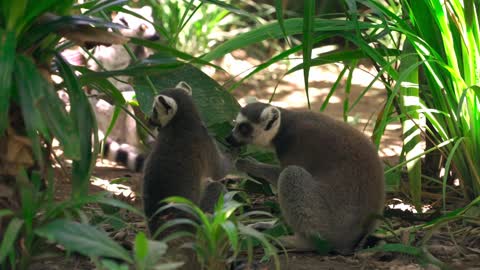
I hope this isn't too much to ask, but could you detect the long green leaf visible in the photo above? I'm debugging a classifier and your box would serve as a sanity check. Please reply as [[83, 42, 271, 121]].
[[302, 0, 315, 109], [55, 53, 98, 197], [202, 18, 383, 62], [274, 0, 290, 47], [0, 30, 15, 135], [35, 219, 132, 263], [14, 55, 51, 165], [0, 218, 24, 264], [399, 41, 422, 212]]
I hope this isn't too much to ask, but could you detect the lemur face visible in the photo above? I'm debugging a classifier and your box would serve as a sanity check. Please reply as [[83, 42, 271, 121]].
[[226, 103, 281, 148], [114, 6, 159, 41], [148, 95, 178, 128], [148, 82, 192, 128]]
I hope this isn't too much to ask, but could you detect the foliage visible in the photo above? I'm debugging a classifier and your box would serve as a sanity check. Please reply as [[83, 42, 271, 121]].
[[347, 0, 480, 205], [0, 169, 143, 269], [2, 0, 479, 268], [36, 219, 183, 270], [143, 0, 244, 55], [153, 192, 280, 270]]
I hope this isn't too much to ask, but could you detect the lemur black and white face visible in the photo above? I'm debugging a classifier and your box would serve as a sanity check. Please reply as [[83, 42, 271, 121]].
[[114, 6, 159, 41], [148, 81, 192, 127], [226, 102, 281, 148]]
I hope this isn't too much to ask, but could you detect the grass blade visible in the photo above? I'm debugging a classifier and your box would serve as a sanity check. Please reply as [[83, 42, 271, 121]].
[[202, 18, 382, 62], [0, 218, 24, 264], [302, 0, 315, 109], [0, 30, 15, 135], [399, 41, 422, 212]]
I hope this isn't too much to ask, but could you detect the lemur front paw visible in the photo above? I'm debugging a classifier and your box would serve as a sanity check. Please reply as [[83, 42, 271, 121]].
[[235, 158, 257, 173]]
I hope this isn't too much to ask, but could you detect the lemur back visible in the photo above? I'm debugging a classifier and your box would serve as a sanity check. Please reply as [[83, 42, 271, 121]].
[[143, 86, 231, 236]]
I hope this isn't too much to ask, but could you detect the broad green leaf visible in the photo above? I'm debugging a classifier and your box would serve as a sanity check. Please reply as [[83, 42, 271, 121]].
[[14, 54, 81, 160], [0, 218, 24, 264], [35, 219, 132, 263], [133, 63, 240, 127], [0, 30, 15, 135], [220, 220, 238, 252]]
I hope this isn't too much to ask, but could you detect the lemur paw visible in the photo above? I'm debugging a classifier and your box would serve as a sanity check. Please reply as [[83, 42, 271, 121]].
[[235, 158, 256, 173]]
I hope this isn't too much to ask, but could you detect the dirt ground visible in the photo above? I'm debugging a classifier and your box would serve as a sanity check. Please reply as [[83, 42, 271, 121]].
[[32, 51, 480, 270]]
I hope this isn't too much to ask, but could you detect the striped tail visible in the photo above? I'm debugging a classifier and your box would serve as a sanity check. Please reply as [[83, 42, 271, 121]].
[[101, 137, 146, 172]]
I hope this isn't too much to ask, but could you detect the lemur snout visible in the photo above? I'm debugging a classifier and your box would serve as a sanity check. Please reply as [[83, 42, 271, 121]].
[[225, 134, 244, 147]]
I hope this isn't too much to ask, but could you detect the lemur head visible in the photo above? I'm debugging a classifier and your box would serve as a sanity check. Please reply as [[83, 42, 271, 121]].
[[114, 6, 159, 41], [226, 102, 281, 148], [148, 82, 193, 128]]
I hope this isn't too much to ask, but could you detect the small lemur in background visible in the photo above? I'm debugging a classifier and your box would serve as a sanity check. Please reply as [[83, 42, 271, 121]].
[[61, 6, 160, 170], [226, 102, 385, 254], [143, 82, 234, 237]]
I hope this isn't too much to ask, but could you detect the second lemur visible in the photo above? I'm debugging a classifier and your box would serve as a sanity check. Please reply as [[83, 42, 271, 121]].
[[143, 82, 233, 237], [226, 102, 385, 254]]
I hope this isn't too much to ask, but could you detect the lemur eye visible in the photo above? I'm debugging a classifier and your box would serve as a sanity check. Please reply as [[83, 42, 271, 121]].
[[237, 122, 252, 136], [157, 96, 172, 112], [119, 17, 129, 27]]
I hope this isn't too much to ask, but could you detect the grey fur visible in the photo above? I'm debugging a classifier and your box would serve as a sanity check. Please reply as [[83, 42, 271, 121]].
[[228, 102, 385, 254], [143, 88, 233, 237]]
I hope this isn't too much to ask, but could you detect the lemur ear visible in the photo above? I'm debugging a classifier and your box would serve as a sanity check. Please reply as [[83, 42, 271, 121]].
[[149, 95, 178, 127], [260, 106, 281, 131], [175, 81, 192, 95]]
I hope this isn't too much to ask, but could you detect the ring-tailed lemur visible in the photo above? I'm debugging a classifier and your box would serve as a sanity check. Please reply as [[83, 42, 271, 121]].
[[226, 102, 385, 254], [143, 82, 234, 237], [61, 6, 160, 171]]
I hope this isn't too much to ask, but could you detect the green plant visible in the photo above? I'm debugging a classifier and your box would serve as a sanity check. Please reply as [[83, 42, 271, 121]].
[[352, 0, 480, 207], [0, 0, 134, 268], [198, 0, 479, 207], [153, 192, 280, 270], [36, 219, 183, 270], [0, 168, 145, 269], [145, 0, 244, 56]]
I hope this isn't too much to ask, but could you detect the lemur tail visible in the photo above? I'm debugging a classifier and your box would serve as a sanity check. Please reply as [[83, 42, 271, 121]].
[[101, 137, 146, 172]]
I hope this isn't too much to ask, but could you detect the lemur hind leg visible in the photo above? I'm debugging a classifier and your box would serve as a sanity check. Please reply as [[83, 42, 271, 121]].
[[277, 165, 334, 251]]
